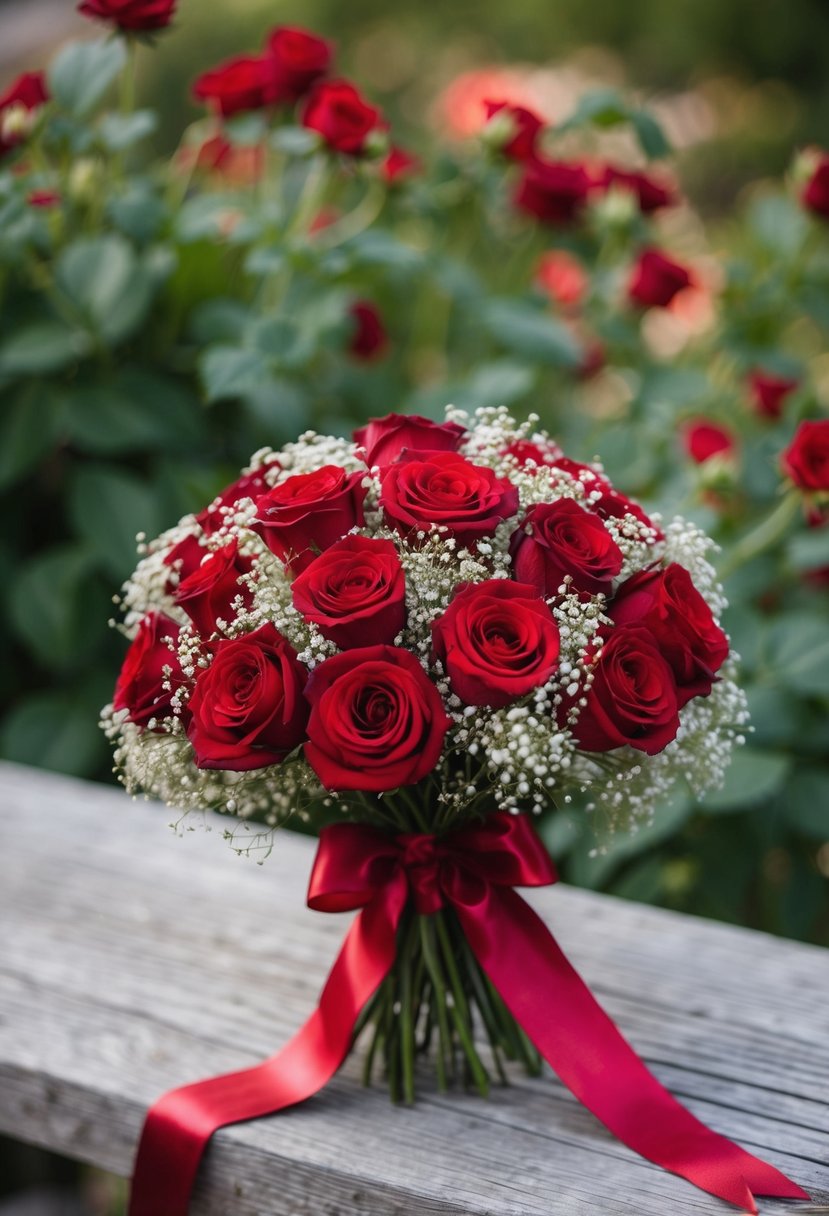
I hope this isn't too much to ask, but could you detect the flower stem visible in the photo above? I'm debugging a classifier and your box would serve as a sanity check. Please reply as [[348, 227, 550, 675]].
[[718, 491, 801, 579], [434, 913, 490, 1097]]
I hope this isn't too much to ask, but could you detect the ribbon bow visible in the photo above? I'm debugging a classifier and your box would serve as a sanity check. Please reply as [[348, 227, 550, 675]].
[[129, 813, 807, 1216]]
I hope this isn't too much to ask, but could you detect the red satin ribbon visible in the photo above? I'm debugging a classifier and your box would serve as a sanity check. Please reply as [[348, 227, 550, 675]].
[[129, 814, 808, 1216]]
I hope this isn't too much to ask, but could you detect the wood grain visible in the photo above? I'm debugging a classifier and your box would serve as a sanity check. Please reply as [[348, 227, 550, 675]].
[[0, 761, 826, 1215]]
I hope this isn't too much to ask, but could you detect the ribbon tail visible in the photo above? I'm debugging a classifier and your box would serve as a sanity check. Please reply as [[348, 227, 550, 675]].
[[128, 884, 406, 1216], [456, 888, 810, 1214]]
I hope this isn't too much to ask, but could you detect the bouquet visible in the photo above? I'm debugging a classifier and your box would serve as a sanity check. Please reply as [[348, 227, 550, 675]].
[[103, 407, 807, 1215]]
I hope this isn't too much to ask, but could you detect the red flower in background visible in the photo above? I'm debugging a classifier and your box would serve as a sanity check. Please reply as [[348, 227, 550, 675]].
[[628, 249, 693, 309], [515, 158, 595, 225], [193, 56, 278, 116], [303, 79, 384, 155], [78, 0, 176, 30], [748, 371, 798, 420], [304, 645, 449, 791], [781, 419, 829, 492], [536, 250, 587, 309], [802, 151, 829, 220], [600, 165, 676, 213], [253, 465, 367, 573], [187, 624, 309, 771], [0, 72, 48, 159], [348, 300, 388, 361], [431, 579, 560, 708], [179, 135, 264, 185], [683, 420, 736, 465], [483, 100, 544, 162], [266, 26, 332, 102], [113, 612, 186, 729], [354, 412, 466, 469], [27, 189, 60, 208], [291, 535, 405, 649], [381, 146, 420, 184]]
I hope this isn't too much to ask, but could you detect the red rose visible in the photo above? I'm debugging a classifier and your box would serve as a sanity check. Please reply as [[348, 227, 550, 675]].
[[549, 456, 610, 490], [266, 26, 332, 102], [535, 250, 587, 309], [514, 158, 594, 225], [27, 190, 60, 208], [802, 153, 829, 220], [682, 420, 735, 465], [502, 438, 562, 467], [354, 413, 466, 469], [0, 72, 48, 159], [193, 56, 278, 117], [510, 499, 623, 597], [590, 487, 661, 539], [610, 563, 729, 706], [748, 371, 798, 420], [186, 623, 308, 771], [600, 165, 676, 213], [304, 645, 449, 791], [628, 248, 692, 309], [381, 146, 419, 184], [431, 580, 560, 708], [196, 466, 278, 535], [173, 538, 254, 637], [291, 535, 405, 649], [163, 533, 206, 592], [571, 626, 680, 755], [348, 300, 388, 361], [380, 451, 519, 546], [77, 0, 176, 31], [113, 612, 186, 729], [484, 100, 544, 162], [781, 419, 829, 492], [302, 79, 384, 155], [253, 465, 367, 574]]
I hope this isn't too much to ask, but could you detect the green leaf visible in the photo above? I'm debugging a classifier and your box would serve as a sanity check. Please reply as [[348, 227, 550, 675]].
[[701, 749, 790, 813], [788, 527, 829, 572], [107, 184, 168, 243], [69, 465, 162, 579], [222, 112, 267, 146], [188, 299, 251, 345], [65, 368, 201, 455], [785, 765, 829, 839], [0, 383, 64, 490], [568, 792, 693, 887], [483, 299, 582, 369], [199, 346, 269, 403], [56, 235, 155, 345], [8, 546, 99, 669], [98, 109, 158, 151], [0, 687, 107, 778], [566, 88, 628, 128], [630, 109, 671, 159], [764, 612, 829, 700], [453, 360, 535, 410], [270, 126, 320, 157], [0, 322, 89, 377], [346, 229, 422, 271], [747, 195, 809, 258], [48, 37, 127, 118]]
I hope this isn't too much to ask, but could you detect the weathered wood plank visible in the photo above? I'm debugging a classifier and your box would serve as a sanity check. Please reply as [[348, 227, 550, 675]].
[[0, 761, 827, 1214]]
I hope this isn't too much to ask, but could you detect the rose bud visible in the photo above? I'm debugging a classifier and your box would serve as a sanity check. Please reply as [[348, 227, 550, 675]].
[[0, 72, 48, 160], [302, 78, 385, 155], [600, 165, 676, 213], [348, 300, 388, 361], [381, 146, 420, 185], [113, 612, 186, 730], [265, 26, 332, 103], [196, 464, 280, 535], [253, 465, 367, 574], [747, 371, 799, 421], [304, 645, 449, 791], [510, 499, 623, 598], [682, 420, 736, 465], [354, 412, 466, 469], [27, 189, 60, 208], [187, 623, 309, 771], [535, 250, 588, 310], [781, 418, 829, 493], [291, 535, 405, 649], [193, 55, 279, 117], [801, 150, 829, 220], [610, 563, 729, 706], [571, 625, 680, 755], [173, 538, 254, 637], [77, 0, 176, 30], [514, 157, 595, 225], [483, 99, 544, 162], [380, 450, 519, 546], [628, 248, 693, 309], [432, 579, 560, 708]]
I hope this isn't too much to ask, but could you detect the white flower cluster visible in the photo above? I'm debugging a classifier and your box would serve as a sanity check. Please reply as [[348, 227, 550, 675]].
[[103, 406, 746, 855]]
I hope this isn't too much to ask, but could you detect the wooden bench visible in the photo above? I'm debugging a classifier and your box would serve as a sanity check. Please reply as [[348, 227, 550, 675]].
[[1, 761, 827, 1215]]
